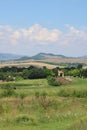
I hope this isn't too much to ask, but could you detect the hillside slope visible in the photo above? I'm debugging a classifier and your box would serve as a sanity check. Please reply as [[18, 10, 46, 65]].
[[0, 53, 22, 61]]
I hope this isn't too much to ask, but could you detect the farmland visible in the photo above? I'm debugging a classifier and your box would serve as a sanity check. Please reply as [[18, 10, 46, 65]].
[[1, 52, 87, 69], [0, 78, 87, 130], [0, 60, 57, 69], [1, 0, 87, 130]]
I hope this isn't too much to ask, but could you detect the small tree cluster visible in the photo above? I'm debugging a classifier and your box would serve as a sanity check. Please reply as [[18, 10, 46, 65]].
[[0, 66, 54, 81], [22, 67, 53, 79]]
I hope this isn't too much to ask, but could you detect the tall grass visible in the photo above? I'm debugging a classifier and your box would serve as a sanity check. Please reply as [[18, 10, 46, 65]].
[[0, 78, 87, 130], [67, 117, 87, 130], [58, 87, 87, 98]]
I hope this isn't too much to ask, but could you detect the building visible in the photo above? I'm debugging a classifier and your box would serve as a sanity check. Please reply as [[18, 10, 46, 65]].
[[58, 70, 64, 77]]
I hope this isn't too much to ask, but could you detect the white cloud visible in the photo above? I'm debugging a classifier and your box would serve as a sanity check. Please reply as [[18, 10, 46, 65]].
[[59, 25, 87, 45], [10, 31, 21, 45], [0, 24, 87, 46], [23, 24, 62, 43]]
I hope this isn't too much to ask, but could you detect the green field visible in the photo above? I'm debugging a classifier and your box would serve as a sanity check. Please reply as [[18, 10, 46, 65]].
[[0, 78, 87, 130]]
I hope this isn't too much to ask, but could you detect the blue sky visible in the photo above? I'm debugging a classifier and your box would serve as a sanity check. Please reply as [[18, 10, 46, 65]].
[[0, 0, 87, 56]]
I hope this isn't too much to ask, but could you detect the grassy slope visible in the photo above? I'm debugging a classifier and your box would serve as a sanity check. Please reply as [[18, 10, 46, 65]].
[[0, 78, 87, 130]]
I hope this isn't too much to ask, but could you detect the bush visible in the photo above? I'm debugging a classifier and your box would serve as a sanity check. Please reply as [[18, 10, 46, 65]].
[[35, 91, 49, 109], [19, 93, 27, 100], [16, 115, 30, 123], [1, 84, 15, 97], [15, 115, 36, 125], [47, 76, 62, 86], [15, 76, 23, 81]]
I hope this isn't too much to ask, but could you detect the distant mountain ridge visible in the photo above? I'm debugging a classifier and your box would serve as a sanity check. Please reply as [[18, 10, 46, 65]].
[[81, 55, 87, 58], [18, 52, 67, 61], [0, 53, 22, 61], [38, 53, 67, 57], [0, 52, 87, 62]]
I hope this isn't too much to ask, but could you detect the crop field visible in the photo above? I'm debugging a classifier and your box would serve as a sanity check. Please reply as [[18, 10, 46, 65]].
[[0, 78, 87, 130], [0, 61, 57, 69]]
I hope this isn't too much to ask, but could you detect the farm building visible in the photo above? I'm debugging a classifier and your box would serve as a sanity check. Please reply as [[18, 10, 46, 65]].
[[58, 70, 64, 77]]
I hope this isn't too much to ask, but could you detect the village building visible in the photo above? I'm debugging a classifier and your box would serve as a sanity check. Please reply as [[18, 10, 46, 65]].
[[58, 70, 64, 77]]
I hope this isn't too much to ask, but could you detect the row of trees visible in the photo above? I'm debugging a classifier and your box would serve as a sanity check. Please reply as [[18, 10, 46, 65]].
[[0, 66, 54, 81], [68, 69, 87, 78], [0, 63, 87, 81], [62, 64, 87, 78]]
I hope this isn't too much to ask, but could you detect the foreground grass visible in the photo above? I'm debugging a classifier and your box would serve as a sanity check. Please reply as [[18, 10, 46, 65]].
[[0, 77, 87, 130], [67, 117, 87, 130]]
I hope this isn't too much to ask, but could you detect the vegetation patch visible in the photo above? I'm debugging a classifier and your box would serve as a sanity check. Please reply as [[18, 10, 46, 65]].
[[0, 84, 16, 97], [47, 76, 71, 86], [56, 77, 71, 84], [0, 71, 87, 130], [67, 117, 87, 130], [58, 88, 87, 98], [47, 76, 62, 86]]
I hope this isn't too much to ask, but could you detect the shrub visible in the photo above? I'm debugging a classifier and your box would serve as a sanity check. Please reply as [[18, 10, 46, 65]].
[[15, 76, 23, 81], [47, 76, 62, 86], [35, 91, 49, 109], [35, 91, 40, 98], [19, 93, 27, 100], [16, 115, 30, 123], [1, 84, 15, 97], [15, 115, 36, 125]]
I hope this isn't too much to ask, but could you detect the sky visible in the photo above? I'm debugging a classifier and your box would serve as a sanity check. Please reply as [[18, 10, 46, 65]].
[[0, 0, 87, 57]]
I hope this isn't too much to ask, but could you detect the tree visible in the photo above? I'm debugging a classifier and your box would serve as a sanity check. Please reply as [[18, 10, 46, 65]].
[[43, 67, 54, 77], [0, 73, 5, 81], [80, 69, 87, 78], [69, 69, 80, 77], [28, 68, 46, 79], [77, 64, 83, 69], [52, 67, 59, 77], [22, 69, 29, 79]]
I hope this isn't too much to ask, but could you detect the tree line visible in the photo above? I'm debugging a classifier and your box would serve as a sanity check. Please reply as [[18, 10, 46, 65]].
[[0, 64, 87, 81], [0, 66, 54, 81]]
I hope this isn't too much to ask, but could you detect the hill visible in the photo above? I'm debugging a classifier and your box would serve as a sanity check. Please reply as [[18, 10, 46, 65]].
[[81, 55, 87, 58], [1, 52, 87, 66], [0, 53, 22, 61], [17, 53, 87, 65], [18, 52, 67, 61]]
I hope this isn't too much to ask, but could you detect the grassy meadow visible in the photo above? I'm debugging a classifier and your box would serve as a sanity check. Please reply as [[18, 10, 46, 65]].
[[0, 77, 87, 130]]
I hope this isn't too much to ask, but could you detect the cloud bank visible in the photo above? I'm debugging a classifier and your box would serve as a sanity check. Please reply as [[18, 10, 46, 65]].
[[0, 24, 87, 46], [0, 24, 87, 57]]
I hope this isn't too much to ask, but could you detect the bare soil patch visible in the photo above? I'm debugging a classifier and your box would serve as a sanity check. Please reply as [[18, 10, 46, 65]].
[[56, 77, 72, 84]]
